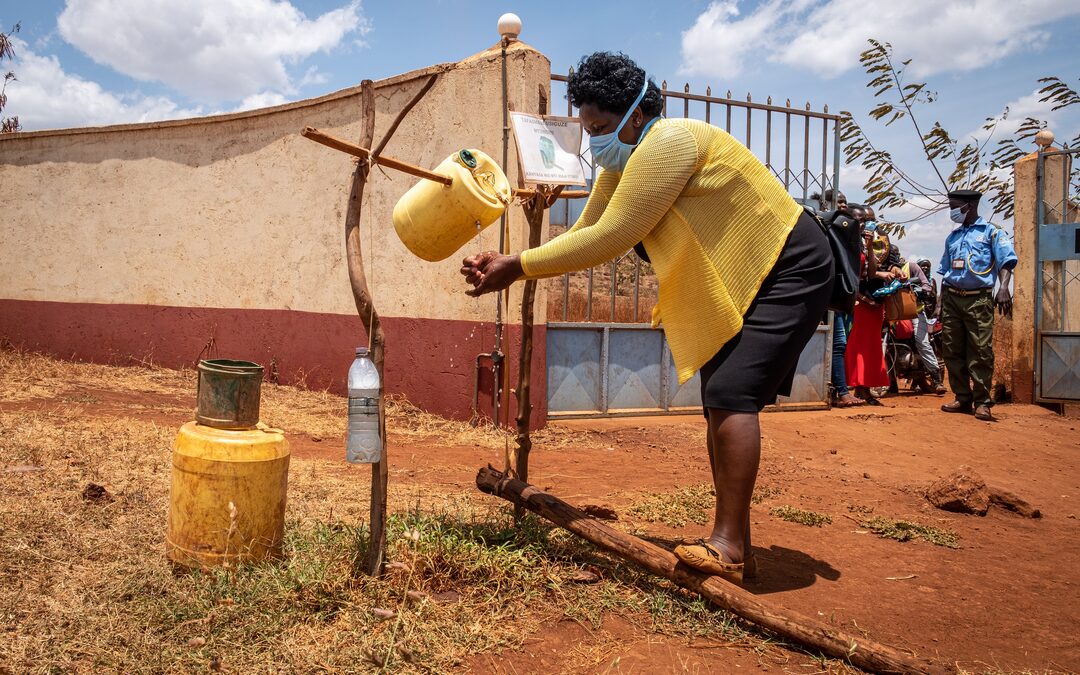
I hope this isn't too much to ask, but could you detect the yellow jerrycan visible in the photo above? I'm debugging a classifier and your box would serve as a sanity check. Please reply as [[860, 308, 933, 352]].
[[392, 148, 512, 262], [166, 360, 290, 569]]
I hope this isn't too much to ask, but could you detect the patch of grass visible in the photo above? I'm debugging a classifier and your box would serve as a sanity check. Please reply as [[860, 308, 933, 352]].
[[846, 504, 875, 515], [770, 505, 832, 527], [626, 484, 713, 527], [860, 516, 961, 549], [751, 484, 783, 505]]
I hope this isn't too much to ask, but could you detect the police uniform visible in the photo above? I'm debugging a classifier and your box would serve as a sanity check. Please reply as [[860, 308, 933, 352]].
[[937, 200, 1017, 409]]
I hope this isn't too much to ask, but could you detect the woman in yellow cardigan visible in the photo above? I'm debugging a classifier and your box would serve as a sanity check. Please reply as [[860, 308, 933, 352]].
[[461, 52, 833, 585]]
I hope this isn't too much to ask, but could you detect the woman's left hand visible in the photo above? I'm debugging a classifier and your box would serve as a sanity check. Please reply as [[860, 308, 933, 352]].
[[461, 252, 524, 297]]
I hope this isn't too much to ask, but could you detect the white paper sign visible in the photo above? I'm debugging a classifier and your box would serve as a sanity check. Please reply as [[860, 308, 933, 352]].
[[509, 112, 587, 186]]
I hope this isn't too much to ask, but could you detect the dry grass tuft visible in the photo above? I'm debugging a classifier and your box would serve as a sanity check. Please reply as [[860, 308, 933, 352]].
[[770, 506, 833, 528]]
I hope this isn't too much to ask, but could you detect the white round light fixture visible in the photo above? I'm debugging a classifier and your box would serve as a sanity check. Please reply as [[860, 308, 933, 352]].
[[498, 13, 522, 40]]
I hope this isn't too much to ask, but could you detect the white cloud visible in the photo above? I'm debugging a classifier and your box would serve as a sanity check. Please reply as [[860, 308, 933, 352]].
[[56, 0, 370, 104], [680, 1, 787, 79], [681, 0, 1080, 80], [232, 91, 289, 112], [4, 38, 204, 131]]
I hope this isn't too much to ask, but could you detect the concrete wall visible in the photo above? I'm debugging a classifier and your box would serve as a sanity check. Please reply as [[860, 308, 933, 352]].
[[0, 41, 552, 425]]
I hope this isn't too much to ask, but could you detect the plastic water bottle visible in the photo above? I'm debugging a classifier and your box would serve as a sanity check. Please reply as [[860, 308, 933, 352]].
[[346, 347, 382, 464]]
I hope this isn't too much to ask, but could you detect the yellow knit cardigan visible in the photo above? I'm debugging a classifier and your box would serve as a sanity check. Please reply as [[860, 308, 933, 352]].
[[520, 118, 802, 385]]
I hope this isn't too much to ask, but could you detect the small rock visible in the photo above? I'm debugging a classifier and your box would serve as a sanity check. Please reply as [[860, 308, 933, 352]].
[[829, 449, 838, 455], [863, 472, 871, 479], [372, 608, 396, 620], [568, 569, 601, 584], [988, 486, 1041, 518], [82, 483, 114, 503], [405, 590, 425, 603], [186, 637, 206, 648], [924, 466, 990, 516], [580, 504, 619, 521], [431, 590, 460, 603]]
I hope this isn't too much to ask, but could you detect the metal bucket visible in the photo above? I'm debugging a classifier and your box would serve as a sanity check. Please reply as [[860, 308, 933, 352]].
[[196, 359, 263, 429]]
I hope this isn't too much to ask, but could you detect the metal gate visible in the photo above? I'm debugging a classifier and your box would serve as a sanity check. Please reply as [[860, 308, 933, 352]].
[[1035, 147, 1080, 402], [546, 74, 841, 418]]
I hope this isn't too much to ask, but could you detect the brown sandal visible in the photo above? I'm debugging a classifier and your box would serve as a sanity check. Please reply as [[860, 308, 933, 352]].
[[673, 540, 744, 585]]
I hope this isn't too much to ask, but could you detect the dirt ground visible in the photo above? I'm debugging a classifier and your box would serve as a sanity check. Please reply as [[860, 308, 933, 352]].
[[382, 396, 1080, 674], [2, 354, 1078, 673]]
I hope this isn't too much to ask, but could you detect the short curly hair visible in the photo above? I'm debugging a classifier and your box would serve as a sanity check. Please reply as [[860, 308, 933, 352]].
[[566, 52, 663, 117]]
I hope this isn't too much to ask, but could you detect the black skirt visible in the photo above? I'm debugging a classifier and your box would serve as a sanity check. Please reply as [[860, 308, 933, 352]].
[[699, 210, 834, 413]]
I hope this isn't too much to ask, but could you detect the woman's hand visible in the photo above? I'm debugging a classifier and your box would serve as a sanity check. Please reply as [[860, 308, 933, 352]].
[[460, 252, 524, 297]]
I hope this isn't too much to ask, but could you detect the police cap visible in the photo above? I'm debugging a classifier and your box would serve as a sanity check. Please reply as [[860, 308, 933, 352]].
[[947, 189, 982, 202]]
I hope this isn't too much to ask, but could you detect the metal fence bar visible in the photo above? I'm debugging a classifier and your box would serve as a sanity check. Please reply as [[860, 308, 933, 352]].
[[784, 108, 792, 189], [745, 94, 752, 148], [802, 107, 811, 201], [633, 258, 641, 323], [820, 115, 828, 200], [832, 118, 842, 209], [610, 259, 617, 321], [765, 105, 772, 168]]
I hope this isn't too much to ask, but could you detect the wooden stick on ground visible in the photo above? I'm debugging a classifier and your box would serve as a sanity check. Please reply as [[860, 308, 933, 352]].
[[476, 467, 950, 675]]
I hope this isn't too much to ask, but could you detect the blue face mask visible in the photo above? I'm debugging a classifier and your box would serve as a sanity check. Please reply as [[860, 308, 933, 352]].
[[589, 78, 658, 172], [950, 207, 966, 224], [863, 220, 877, 232]]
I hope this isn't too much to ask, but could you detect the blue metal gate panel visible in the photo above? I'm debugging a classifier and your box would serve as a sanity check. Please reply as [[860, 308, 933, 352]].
[[546, 327, 603, 412], [607, 328, 665, 410], [775, 327, 830, 405], [1040, 334, 1080, 400], [1038, 223, 1080, 261], [547, 321, 832, 417], [659, 341, 701, 410]]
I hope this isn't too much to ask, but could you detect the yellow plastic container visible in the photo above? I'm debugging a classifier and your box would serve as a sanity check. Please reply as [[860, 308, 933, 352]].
[[166, 421, 290, 569], [392, 148, 512, 262]]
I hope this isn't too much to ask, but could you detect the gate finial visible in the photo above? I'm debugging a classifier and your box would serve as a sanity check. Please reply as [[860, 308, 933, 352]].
[[1035, 129, 1055, 151]]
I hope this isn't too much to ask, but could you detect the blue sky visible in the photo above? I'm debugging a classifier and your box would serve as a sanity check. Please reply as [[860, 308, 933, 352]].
[[2, 0, 1079, 260]]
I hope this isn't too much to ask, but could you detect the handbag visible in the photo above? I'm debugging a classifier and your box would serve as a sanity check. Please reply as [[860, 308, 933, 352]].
[[805, 207, 860, 313], [884, 285, 919, 322]]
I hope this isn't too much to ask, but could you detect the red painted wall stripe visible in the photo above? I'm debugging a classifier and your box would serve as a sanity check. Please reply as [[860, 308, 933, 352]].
[[0, 299, 547, 428]]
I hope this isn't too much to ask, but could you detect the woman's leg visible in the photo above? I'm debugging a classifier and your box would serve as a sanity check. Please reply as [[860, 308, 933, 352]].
[[705, 408, 761, 564], [707, 428, 752, 558]]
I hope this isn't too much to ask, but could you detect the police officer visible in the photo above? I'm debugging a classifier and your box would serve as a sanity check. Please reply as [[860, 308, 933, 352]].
[[937, 189, 1017, 421]]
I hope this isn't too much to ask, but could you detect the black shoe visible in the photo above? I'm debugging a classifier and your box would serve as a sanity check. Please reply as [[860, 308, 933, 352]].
[[974, 404, 994, 421], [941, 400, 973, 414]]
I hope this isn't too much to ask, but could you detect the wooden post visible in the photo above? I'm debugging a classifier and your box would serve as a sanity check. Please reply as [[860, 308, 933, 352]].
[[315, 74, 442, 576], [339, 80, 388, 576], [476, 467, 949, 675], [508, 84, 551, 487]]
